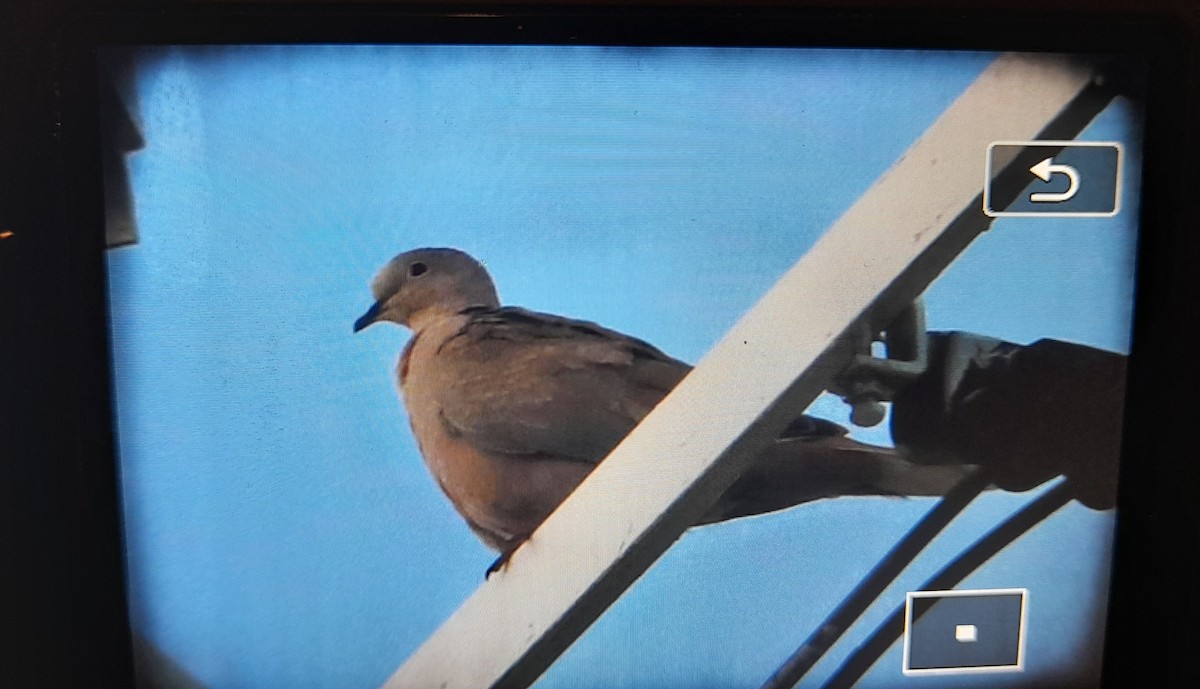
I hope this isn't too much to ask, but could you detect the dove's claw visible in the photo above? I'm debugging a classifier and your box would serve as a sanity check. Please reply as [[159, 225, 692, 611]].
[[485, 551, 514, 579]]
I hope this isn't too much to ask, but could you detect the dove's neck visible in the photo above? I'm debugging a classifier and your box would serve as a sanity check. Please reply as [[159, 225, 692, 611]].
[[406, 306, 472, 336]]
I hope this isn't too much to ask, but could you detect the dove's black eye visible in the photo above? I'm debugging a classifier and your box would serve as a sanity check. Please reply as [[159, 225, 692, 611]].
[[409, 262, 428, 277]]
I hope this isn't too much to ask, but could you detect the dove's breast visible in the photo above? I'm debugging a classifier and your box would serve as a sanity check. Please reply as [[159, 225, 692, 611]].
[[397, 316, 593, 553]]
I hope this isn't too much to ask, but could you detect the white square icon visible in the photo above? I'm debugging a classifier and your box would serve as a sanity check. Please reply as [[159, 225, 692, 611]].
[[955, 624, 978, 643]]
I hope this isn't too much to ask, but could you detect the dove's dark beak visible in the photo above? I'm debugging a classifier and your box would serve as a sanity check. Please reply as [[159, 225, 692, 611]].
[[354, 301, 384, 333]]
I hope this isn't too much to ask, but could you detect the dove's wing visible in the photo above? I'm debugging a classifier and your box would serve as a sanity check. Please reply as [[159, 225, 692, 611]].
[[431, 307, 691, 462]]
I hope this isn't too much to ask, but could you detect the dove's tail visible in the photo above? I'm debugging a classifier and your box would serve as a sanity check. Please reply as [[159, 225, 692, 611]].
[[698, 435, 975, 525]]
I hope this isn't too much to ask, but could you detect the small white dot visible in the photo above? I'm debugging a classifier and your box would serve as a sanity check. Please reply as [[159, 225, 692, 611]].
[[955, 624, 978, 643]]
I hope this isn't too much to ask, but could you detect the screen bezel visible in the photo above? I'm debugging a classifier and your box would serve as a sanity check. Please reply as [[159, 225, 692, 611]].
[[15, 4, 1193, 687]]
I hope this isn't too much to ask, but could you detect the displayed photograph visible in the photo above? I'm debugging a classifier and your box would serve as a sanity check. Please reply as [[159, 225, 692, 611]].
[[101, 44, 1141, 689]]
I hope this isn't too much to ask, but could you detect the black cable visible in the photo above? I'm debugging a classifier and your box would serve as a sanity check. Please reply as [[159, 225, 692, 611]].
[[821, 480, 1075, 689], [760, 469, 992, 689]]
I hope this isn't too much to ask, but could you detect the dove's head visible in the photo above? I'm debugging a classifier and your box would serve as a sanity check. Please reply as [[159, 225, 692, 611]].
[[354, 248, 500, 333]]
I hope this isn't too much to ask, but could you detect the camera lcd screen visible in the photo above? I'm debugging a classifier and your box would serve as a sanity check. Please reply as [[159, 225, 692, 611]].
[[101, 43, 1141, 689]]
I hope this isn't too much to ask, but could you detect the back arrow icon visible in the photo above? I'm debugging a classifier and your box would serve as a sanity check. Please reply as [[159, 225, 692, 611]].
[[1028, 157, 1079, 203]]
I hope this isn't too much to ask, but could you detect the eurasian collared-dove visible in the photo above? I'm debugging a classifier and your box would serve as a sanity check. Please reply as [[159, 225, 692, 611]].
[[355, 248, 968, 573]]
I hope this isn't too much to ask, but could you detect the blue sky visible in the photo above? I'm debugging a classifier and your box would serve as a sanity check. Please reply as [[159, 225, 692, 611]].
[[105, 46, 1140, 689]]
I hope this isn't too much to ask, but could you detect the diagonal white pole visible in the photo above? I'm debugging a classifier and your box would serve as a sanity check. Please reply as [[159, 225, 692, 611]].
[[382, 53, 1099, 689]]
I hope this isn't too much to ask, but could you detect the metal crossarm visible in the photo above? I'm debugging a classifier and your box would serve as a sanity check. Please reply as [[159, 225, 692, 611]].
[[381, 53, 1102, 689], [760, 70, 1121, 687]]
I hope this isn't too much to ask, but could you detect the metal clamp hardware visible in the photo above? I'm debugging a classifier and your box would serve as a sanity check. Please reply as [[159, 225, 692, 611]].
[[830, 300, 929, 427]]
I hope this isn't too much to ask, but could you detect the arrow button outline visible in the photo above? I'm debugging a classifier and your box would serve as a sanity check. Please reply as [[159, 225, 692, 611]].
[[983, 140, 1123, 218]]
